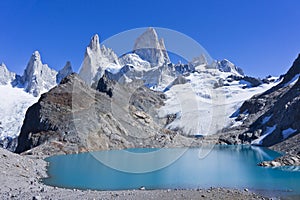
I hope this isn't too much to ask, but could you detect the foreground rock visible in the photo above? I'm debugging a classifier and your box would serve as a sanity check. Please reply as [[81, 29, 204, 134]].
[[259, 133, 300, 167], [0, 147, 268, 200], [258, 154, 300, 167]]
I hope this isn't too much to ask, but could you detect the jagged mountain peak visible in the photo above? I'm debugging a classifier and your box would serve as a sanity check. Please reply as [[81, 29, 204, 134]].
[[217, 59, 244, 76], [32, 50, 41, 61], [88, 34, 101, 52], [133, 27, 170, 66], [20, 51, 57, 97], [56, 61, 73, 84], [0, 62, 6, 68], [0, 62, 15, 85], [134, 27, 160, 50], [79, 33, 121, 85]]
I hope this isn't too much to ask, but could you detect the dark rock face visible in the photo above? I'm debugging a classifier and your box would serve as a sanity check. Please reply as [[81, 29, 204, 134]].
[[95, 74, 115, 97], [277, 54, 300, 87], [15, 74, 80, 154], [226, 75, 262, 88]]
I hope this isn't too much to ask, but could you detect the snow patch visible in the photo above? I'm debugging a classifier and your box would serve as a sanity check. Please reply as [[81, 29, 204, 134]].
[[282, 128, 297, 139], [159, 69, 278, 136], [251, 125, 277, 145], [0, 84, 38, 139], [262, 115, 272, 125]]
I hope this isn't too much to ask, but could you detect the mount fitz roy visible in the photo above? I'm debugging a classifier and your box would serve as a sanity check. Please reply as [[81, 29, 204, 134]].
[[0, 27, 299, 166]]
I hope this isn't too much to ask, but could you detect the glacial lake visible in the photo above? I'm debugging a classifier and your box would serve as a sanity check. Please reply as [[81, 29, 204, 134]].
[[43, 145, 300, 196]]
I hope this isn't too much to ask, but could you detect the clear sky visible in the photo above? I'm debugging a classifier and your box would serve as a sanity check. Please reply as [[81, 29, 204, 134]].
[[1, 0, 300, 77]]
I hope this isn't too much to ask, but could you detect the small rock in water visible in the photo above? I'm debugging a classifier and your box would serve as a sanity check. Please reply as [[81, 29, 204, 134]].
[[139, 186, 145, 190]]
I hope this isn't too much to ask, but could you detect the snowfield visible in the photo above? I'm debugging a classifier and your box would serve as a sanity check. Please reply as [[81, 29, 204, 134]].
[[0, 85, 38, 140], [158, 69, 279, 136]]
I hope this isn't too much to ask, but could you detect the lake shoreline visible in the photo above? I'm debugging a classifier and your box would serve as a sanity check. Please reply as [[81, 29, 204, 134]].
[[2, 146, 296, 200]]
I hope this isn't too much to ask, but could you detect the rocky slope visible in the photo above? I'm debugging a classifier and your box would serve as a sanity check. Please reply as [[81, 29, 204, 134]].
[[218, 54, 300, 166], [15, 73, 201, 156]]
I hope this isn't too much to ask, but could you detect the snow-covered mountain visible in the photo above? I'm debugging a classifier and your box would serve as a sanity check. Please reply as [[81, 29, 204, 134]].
[[0, 51, 73, 143], [0, 27, 281, 151], [79, 34, 120, 85], [77, 28, 277, 137], [133, 27, 170, 66], [16, 51, 58, 97], [85, 28, 275, 137], [215, 59, 244, 76]]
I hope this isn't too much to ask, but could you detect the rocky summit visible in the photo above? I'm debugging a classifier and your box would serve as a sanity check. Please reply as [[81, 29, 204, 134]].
[[79, 34, 120, 85], [133, 27, 170, 67], [17, 51, 58, 97]]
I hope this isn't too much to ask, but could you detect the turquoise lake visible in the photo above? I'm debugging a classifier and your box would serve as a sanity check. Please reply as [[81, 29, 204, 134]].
[[43, 145, 300, 195]]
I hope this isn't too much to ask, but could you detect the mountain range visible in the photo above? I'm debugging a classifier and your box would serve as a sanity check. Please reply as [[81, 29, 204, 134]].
[[0, 27, 299, 166]]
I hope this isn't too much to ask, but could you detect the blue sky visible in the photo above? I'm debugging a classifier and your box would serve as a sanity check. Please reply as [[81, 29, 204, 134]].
[[1, 0, 300, 77]]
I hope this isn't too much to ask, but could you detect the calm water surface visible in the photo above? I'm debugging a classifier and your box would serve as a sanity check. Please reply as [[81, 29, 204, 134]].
[[43, 145, 300, 195]]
